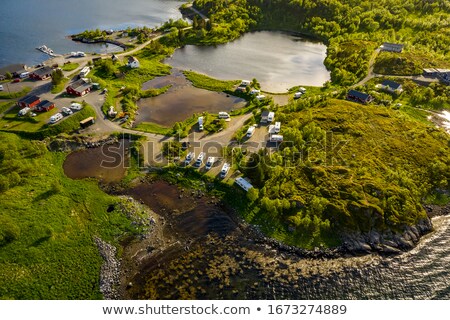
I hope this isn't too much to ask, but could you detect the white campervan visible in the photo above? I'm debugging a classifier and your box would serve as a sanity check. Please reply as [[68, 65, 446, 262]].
[[246, 126, 256, 138], [49, 113, 63, 124], [218, 112, 230, 119], [274, 122, 281, 133]]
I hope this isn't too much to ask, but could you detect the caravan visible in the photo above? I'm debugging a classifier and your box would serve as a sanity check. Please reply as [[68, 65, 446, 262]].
[[220, 163, 230, 178], [274, 122, 281, 133], [218, 112, 230, 119], [269, 134, 283, 143], [246, 125, 256, 138], [198, 116, 204, 131]]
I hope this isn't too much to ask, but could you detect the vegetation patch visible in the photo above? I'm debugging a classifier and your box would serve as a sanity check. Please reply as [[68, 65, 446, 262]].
[[61, 63, 80, 72], [0, 87, 31, 100], [183, 71, 240, 92], [0, 133, 138, 299]]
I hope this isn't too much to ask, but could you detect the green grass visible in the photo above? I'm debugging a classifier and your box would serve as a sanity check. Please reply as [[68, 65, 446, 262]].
[[0, 104, 96, 139], [0, 101, 15, 114], [133, 122, 172, 135], [183, 71, 240, 92], [374, 51, 450, 76], [0, 87, 31, 100], [0, 132, 137, 299], [51, 78, 69, 94], [61, 63, 80, 72], [238, 98, 450, 249]]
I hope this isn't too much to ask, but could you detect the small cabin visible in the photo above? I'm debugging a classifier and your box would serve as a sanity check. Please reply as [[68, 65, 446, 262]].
[[380, 80, 403, 94], [35, 100, 55, 112], [127, 56, 140, 68], [18, 95, 41, 109], [66, 78, 93, 96], [30, 66, 53, 80], [347, 90, 373, 104]]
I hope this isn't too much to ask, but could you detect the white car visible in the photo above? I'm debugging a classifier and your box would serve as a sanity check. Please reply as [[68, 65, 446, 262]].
[[61, 107, 73, 116], [70, 103, 83, 111]]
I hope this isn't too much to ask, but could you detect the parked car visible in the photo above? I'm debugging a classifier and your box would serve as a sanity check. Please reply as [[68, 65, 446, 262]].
[[61, 107, 73, 116], [12, 78, 20, 83], [0, 85, 3, 91]]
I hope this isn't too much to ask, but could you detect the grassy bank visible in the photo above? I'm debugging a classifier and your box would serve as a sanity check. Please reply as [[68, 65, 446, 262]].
[[0, 87, 31, 100], [61, 63, 80, 72], [0, 132, 137, 299], [183, 71, 240, 92]]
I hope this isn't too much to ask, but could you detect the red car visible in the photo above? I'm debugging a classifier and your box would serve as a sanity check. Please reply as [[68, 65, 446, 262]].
[[12, 78, 21, 83]]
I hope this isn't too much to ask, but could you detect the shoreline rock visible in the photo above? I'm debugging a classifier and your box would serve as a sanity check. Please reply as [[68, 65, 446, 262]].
[[94, 237, 120, 300]]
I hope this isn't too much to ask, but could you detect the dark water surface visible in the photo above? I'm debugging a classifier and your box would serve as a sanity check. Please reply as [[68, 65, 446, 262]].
[[167, 31, 331, 92], [0, 0, 185, 67]]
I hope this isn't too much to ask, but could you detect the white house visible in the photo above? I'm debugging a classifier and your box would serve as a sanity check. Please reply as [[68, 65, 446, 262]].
[[127, 56, 140, 68]]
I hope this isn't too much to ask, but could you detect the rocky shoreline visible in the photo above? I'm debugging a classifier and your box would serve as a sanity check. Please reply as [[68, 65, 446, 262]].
[[94, 237, 120, 300], [47, 135, 119, 152]]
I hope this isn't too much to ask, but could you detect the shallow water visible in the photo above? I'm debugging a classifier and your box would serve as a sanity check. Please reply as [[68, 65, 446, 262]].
[[135, 70, 246, 126], [121, 181, 450, 300], [167, 31, 330, 92], [63, 141, 130, 182]]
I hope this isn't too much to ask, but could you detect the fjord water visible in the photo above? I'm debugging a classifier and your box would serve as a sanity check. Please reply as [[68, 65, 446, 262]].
[[0, 0, 185, 67], [167, 31, 331, 92]]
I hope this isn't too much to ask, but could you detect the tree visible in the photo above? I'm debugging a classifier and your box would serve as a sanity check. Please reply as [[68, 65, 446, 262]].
[[5, 72, 12, 80], [51, 69, 64, 86], [247, 188, 259, 203]]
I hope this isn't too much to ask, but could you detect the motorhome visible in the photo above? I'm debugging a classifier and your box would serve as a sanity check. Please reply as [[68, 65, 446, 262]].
[[274, 122, 281, 133], [184, 152, 195, 165], [256, 94, 266, 101], [205, 157, 215, 170], [79, 66, 91, 77], [49, 113, 63, 124], [194, 152, 205, 167], [198, 116, 204, 131], [246, 126, 256, 138], [220, 163, 230, 178], [240, 80, 251, 87], [19, 72, 30, 79], [267, 112, 275, 122], [294, 92, 303, 99], [269, 134, 283, 143], [18, 107, 30, 116], [218, 112, 230, 119], [235, 177, 254, 192], [70, 103, 83, 111], [250, 89, 260, 95]]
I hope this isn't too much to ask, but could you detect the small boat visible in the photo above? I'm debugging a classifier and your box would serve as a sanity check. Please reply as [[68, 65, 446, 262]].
[[36, 45, 60, 57]]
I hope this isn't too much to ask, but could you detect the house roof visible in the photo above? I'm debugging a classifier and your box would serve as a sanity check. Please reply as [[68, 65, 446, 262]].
[[348, 90, 371, 100], [32, 66, 53, 77], [381, 80, 402, 90], [261, 110, 270, 117], [0, 64, 27, 76], [36, 100, 54, 109], [19, 95, 40, 104], [68, 78, 92, 92], [128, 56, 139, 63]]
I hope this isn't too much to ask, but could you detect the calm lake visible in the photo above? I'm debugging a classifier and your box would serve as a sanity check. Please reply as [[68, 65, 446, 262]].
[[0, 0, 185, 67], [167, 31, 331, 92]]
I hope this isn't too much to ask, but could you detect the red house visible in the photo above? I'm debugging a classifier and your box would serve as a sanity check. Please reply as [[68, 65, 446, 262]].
[[66, 78, 92, 96], [35, 100, 55, 112], [30, 66, 53, 80], [18, 95, 41, 109]]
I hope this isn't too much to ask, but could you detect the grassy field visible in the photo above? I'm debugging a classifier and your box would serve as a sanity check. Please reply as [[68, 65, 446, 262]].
[[61, 63, 80, 72], [183, 71, 240, 92], [0, 132, 137, 299], [133, 122, 172, 135], [374, 51, 450, 76], [0, 104, 96, 139], [0, 87, 31, 100], [0, 101, 15, 114], [51, 78, 69, 94], [238, 98, 450, 248]]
